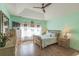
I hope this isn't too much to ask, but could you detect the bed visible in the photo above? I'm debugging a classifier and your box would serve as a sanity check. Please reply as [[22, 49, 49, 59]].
[[33, 30, 61, 49]]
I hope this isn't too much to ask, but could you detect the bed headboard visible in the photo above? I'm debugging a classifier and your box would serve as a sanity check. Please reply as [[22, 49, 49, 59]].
[[48, 30, 61, 33], [48, 30, 61, 39]]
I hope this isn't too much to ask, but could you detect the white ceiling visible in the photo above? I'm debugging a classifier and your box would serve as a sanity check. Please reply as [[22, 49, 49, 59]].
[[6, 3, 46, 20], [45, 3, 79, 20], [6, 3, 79, 20], [6, 3, 43, 14]]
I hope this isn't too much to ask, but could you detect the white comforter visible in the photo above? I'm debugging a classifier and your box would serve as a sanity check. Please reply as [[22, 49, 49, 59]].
[[40, 34, 57, 48]]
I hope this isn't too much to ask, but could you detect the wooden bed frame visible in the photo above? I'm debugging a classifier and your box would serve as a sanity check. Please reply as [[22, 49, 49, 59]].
[[33, 30, 61, 49], [33, 35, 42, 49]]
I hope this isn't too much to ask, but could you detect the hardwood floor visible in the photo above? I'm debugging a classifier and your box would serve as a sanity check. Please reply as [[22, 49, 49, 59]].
[[16, 41, 79, 56], [0, 46, 15, 56]]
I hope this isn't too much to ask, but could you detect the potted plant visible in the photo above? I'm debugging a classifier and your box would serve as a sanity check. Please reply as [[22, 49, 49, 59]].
[[0, 32, 9, 47]]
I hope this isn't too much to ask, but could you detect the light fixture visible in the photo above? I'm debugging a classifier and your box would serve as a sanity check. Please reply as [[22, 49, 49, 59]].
[[63, 25, 71, 39]]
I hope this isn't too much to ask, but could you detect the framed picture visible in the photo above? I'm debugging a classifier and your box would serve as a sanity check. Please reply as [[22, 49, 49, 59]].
[[12, 22, 20, 27], [37, 25, 40, 27], [24, 24, 27, 27]]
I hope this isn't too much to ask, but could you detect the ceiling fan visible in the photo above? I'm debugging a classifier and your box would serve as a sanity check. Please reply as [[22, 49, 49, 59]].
[[33, 3, 52, 13]]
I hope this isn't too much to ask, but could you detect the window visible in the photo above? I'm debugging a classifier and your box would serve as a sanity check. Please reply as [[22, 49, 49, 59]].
[[21, 26, 42, 38]]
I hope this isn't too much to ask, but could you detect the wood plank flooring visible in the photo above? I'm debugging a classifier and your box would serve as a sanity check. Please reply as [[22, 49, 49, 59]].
[[16, 41, 79, 56], [0, 46, 15, 56]]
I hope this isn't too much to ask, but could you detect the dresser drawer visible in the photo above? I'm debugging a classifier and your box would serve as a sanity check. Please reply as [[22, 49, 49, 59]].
[[58, 38, 70, 48]]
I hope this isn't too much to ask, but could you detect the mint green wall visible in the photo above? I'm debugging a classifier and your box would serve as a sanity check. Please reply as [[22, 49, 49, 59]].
[[47, 12, 79, 51], [10, 15, 47, 29]]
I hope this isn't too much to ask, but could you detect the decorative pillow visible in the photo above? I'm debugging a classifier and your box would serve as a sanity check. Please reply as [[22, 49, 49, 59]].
[[46, 32, 56, 37]]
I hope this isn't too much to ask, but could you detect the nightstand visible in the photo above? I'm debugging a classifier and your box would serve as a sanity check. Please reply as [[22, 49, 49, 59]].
[[58, 37, 70, 48]]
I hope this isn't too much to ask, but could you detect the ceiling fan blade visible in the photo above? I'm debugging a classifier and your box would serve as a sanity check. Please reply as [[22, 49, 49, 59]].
[[42, 3, 45, 7], [44, 3, 52, 8], [33, 7, 42, 9], [43, 8, 45, 13]]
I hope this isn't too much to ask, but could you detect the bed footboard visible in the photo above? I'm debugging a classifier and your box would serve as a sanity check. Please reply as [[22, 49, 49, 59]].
[[33, 35, 42, 49]]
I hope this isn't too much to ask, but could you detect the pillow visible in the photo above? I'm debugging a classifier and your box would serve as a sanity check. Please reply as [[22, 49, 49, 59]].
[[47, 32, 56, 37]]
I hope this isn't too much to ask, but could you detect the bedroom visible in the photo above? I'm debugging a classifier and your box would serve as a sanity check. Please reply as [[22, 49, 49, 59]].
[[0, 3, 79, 56]]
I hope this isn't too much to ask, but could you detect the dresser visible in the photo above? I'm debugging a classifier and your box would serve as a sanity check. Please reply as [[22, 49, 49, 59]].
[[58, 37, 70, 48]]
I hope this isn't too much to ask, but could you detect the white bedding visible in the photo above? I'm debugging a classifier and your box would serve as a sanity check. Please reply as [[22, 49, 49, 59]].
[[42, 37, 57, 48], [40, 32, 57, 48]]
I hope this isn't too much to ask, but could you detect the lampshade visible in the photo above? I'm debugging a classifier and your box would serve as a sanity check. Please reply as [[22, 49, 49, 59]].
[[63, 25, 71, 39], [63, 25, 71, 33]]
